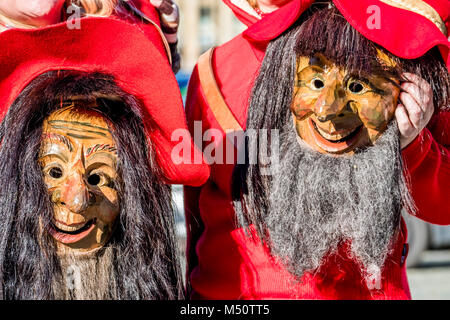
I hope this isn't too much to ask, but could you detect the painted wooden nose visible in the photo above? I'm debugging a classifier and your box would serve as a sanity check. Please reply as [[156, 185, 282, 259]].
[[60, 172, 90, 214], [314, 82, 346, 122]]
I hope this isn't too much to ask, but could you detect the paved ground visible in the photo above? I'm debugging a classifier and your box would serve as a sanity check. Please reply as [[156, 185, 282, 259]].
[[407, 249, 450, 300]]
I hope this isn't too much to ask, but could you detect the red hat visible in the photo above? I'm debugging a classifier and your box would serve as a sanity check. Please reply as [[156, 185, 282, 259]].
[[226, 0, 449, 69], [332, 0, 450, 69], [228, 0, 314, 61], [242, 0, 315, 42], [222, 0, 260, 26], [0, 16, 210, 186], [221, 0, 315, 41]]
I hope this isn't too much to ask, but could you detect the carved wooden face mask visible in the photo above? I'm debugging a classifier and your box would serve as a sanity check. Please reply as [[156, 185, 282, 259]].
[[291, 53, 400, 154], [39, 105, 119, 254]]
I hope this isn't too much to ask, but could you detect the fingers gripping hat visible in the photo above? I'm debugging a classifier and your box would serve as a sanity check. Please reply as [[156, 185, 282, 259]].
[[0, 15, 210, 186]]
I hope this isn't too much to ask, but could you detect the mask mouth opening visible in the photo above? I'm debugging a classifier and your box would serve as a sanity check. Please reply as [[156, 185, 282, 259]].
[[49, 218, 97, 244], [312, 119, 363, 143], [308, 118, 364, 153]]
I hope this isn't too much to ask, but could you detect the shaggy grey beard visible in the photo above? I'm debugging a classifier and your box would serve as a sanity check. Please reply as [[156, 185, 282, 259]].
[[264, 121, 414, 287], [52, 246, 117, 300]]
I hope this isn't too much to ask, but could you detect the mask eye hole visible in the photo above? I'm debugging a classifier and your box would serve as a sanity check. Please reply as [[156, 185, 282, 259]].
[[311, 78, 325, 90], [87, 174, 101, 186], [348, 81, 366, 94], [48, 167, 63, 179]]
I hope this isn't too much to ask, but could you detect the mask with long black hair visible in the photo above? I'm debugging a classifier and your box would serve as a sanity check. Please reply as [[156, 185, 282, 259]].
[[0, 70, 183, 300], [233, 3, 449, 289]]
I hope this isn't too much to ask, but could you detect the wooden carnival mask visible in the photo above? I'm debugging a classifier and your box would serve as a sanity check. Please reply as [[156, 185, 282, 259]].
[[39, 104, 119, 253], [291, 52, 400, 154]]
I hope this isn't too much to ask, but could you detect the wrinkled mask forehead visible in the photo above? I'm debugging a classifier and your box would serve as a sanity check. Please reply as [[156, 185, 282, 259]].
[[291, 50, 400, 155], [39, 103, 120, 255]]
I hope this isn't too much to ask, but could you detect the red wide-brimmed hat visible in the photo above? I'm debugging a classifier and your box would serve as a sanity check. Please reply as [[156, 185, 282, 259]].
[[0, 16, 209, 186], [222, 0, 261, 26], [228, 0, 449, 69], [333, 0, 450, 68]]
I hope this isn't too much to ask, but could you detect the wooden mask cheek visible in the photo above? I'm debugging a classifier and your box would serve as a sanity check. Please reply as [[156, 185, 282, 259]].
[[84, 158, 120, 228], [355, 80, 400, 143], [291, 57, 322, 120], [291, 84, 318, 121]]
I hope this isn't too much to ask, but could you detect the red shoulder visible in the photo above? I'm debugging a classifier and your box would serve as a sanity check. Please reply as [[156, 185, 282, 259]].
[[186, 34, 263, 131], [212, 35, 264, 128]]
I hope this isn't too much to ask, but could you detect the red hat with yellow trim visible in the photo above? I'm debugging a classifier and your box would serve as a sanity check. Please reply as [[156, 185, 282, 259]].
[[0, 15, 210, 187], [225, 0, 449, 69], [333, 0, 450, 68]]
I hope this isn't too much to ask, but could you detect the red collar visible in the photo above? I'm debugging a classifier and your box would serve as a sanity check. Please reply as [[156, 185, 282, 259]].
[[222, 0, 260, 26], [242, 0, 314, 42]]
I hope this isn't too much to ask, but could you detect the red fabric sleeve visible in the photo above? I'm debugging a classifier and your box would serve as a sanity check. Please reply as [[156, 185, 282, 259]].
[[401, 112, 450, 225]]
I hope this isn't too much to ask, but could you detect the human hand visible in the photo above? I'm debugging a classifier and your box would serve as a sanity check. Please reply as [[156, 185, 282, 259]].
[[395, 73, 434, 149]]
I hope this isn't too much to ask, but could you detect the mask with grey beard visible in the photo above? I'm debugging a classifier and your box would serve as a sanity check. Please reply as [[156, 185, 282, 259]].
[[234, 120, 414, 290], [52, 247, 117, 300]]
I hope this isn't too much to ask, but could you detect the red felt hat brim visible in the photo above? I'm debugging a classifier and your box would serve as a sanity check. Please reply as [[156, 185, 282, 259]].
[[222, 0, 260, 26], [243, 0, 315, 42], [0, 17, 209, 186], [333, 0, 450, 70], [238, 0, 449, 70]]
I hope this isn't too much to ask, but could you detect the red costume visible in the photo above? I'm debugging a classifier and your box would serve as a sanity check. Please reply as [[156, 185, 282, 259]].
[[184, 0, 450, 299]]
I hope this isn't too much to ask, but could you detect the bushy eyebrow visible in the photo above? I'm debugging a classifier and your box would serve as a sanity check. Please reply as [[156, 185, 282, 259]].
[[41, 132, 73, 152], [85, 144, 118, 158]]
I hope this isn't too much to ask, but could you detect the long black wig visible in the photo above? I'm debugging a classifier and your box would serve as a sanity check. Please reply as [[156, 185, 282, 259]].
[[0, 70, 184, 299]]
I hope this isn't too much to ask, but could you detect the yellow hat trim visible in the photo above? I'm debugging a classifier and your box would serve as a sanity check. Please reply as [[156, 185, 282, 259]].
[[379, 0, 447, 36]]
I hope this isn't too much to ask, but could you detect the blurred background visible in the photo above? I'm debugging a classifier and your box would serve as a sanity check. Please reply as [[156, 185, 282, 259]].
[[171, 0, 450, 300], [175, 0, 246, 97]]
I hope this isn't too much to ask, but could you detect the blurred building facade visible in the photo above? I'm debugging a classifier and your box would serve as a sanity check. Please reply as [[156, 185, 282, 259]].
[[177, 0, 247, 72]]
